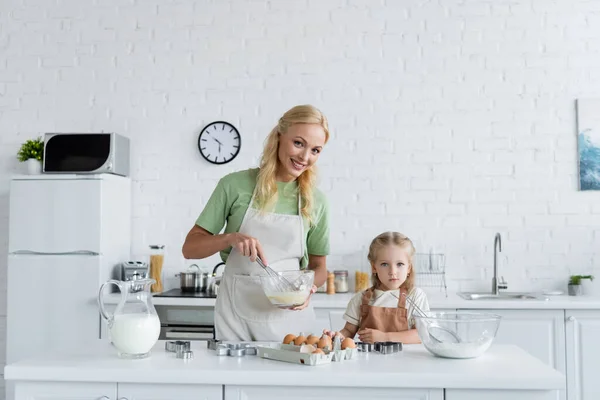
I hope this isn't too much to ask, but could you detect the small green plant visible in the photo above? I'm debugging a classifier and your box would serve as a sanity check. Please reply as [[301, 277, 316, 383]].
[[17, 137, 44, 162], [569, 275, 595, 285]]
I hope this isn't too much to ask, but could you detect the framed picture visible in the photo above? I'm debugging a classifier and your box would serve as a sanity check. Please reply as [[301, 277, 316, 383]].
[[576, 98, 600, 190]]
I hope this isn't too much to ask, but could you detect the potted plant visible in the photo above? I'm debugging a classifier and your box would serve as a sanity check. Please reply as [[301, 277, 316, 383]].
[[17, 137, 44, 174], [568, 275, 594, 296], [580, 275, 595, 296]]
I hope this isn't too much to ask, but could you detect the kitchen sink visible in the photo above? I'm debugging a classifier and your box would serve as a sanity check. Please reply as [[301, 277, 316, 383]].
[[457, 292, 545, 300]]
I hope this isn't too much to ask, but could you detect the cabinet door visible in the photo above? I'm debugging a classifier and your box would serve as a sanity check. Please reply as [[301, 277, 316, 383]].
[[9, 179, 102, 253], [565, 310, 600, 400], [314, 308, 332, 332], [446, 389, 558, 400], [6, 255, 101, 364], [225, 386, 443, 400], [118, 383, 222, 400], [461, 309, 566, 400], [14, 382, 116, 400], [328, 310, 346, 332]]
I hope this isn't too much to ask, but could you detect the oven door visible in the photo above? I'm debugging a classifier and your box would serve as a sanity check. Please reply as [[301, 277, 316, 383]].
[[160, 325, 214, 341], [155, 305, 215, 341]]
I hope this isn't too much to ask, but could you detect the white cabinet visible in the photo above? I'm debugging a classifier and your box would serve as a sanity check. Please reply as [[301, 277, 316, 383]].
[[8, 176, 131, 257], [225, 386, 443, 400], [9, 179, 102, 254], [14, 382, 116, 400], [328, 310, 346, 331], [460, 309, 566, 400], [313, 308, 331, 333], [117, 383, 222, 400], [446, 389, 558, 400], [6, 255, 102, 364], [13, 382, 223, 400], [565, 310, 600, 400]]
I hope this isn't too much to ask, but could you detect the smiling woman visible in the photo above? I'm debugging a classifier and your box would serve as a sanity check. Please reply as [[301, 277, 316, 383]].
[[182, 105, 331, 342]]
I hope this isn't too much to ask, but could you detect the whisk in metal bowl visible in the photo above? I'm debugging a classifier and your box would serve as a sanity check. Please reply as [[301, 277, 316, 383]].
[[400, 292, 463, 344]]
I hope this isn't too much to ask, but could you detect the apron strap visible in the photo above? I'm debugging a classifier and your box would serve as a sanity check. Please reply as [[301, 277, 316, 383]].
[[398, 287, 408, 309], [361, 288, 374, 305], [359, 288, 374, 322]]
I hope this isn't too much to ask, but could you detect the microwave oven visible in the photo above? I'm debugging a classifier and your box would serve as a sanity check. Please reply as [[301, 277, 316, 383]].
[[43, 133, 130, 176]]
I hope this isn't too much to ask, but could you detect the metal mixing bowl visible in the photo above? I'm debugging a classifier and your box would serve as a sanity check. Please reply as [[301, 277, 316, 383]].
[[414, 311, 501, 359]]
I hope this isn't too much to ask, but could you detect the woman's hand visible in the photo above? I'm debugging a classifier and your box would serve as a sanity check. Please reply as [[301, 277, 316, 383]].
[[288, 285, 317, 311], [227, 233, 267, 264], [357, 328, 387, 344]]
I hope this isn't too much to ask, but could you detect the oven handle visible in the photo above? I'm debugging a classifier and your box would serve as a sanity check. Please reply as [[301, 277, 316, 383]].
[[165, 330, 214, 340]]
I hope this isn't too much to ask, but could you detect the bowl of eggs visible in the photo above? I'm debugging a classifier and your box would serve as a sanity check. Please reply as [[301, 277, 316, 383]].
[[260, 270, 315, 308]]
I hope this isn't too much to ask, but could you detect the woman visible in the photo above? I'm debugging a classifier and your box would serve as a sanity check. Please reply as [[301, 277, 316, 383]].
[[182, 104, 330, 341]]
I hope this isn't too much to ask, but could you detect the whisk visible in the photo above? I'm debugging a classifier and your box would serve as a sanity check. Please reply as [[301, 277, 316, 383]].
[[400, 292, 462, 344], [256, 257, 299, 291]]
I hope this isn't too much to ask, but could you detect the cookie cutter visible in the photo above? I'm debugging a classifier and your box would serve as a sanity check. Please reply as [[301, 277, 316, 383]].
[[207, 339, 221, 350], [177, 350, 194, 360], [165, 340, 191, 354], [356, 342, 373, 352], [214, 343, 257, 357], [165, 341, 177, 352], [374, 341, 402, 354]]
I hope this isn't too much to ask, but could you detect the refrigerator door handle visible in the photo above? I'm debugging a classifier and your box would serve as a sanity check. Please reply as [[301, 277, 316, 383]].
[[10, 250, 100, 256]]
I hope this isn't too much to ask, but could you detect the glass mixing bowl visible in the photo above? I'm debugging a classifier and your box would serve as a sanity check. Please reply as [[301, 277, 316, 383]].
[[259, 270, 315, 308], [414, 311, 501, 359]]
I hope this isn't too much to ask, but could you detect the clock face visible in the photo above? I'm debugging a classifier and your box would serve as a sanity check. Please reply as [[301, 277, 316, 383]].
[[197, 121, 241, 165]]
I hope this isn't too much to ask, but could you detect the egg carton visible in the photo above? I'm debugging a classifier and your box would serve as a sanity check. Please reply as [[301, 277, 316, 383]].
[[256, 343, 357, 366]]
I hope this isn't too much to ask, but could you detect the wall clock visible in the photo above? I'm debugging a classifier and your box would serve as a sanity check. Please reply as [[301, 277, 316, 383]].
[[197, 121, 241, 165]]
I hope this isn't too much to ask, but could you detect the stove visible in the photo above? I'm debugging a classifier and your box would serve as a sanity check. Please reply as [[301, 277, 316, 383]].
[[154, 289, 217, 299]]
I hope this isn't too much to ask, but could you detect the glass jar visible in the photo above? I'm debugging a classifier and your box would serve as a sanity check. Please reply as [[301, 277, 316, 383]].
[[355, 269, 370, 292], [334, 270, 349, 293], [149, 245, 165, 293]]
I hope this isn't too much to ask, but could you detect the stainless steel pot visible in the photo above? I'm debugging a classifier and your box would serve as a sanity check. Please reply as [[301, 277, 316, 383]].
[[207, 262, 226, 297], [177, 264, 208, 293]]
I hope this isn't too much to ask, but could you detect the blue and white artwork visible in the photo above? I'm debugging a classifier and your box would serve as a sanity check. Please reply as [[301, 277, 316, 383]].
[[577, 99, 600, 191]]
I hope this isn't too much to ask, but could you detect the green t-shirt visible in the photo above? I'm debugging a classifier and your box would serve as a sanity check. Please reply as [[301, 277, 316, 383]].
[[195, 168, 330, 268]]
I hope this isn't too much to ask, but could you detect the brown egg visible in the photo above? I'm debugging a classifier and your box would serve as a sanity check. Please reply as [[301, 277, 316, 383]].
[[300, 344, 316, 353], [312, 348, 325, 354], [305, 335, 320, 345], [294, 335, 307, 346], [283, 334, 296, 345], [317, 336, 332, 349], [341, 338, 356, 349]]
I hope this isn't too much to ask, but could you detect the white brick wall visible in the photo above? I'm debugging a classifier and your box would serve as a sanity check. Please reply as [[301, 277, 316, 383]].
[[1, 0, 600, 386]]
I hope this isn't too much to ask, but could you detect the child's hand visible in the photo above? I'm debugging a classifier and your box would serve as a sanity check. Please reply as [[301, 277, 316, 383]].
[[322, 329, 345, 339], [357, 328, 387, 344]]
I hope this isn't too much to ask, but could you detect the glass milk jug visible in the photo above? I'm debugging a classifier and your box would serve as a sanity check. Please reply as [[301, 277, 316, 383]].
[[98, 278, 160, 359]]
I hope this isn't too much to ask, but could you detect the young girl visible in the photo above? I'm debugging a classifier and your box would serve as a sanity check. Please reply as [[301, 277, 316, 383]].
[[326, 231, 429, 344]]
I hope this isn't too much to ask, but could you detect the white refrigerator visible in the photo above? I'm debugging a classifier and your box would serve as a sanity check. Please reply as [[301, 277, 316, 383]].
[[6, 174, 131, 365]]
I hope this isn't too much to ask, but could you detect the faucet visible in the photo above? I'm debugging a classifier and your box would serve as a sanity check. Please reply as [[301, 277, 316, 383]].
[[492, 233, 508, 295]]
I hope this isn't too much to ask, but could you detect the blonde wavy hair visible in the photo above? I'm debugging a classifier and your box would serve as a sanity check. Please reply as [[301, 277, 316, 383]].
[[368, 231, 416, 292], [254, 105, 330, 225]]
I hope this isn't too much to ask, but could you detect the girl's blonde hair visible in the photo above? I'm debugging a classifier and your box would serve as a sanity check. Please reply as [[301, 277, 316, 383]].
[[255, 105, 330, 225], [367, 231, 416, 292]]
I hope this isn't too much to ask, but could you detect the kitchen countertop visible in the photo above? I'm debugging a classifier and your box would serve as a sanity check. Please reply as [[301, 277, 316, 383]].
[[4, 340, 564, 391], [103, 291, 600, 309]]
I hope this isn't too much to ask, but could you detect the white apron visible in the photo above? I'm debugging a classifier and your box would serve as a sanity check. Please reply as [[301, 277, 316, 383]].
[[214, 189, 316, 341]]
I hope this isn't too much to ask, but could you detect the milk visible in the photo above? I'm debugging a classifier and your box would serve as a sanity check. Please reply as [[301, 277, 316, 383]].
[[110, 313, 160, 356]]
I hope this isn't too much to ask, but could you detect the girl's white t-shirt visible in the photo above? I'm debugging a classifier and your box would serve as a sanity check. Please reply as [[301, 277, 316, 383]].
[[343, 287, 430, 329]]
